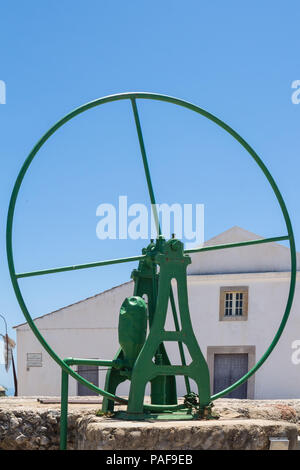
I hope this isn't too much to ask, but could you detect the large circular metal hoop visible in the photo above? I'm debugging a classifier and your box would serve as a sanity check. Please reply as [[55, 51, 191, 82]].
[[6, 92, 297, 407]]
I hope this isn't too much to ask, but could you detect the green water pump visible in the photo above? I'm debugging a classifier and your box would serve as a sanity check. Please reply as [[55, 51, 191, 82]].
[[6, 92, 296, 450]]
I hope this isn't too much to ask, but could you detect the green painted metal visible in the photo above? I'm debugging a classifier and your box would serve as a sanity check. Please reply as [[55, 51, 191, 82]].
[[15, 236, 288, 279], [131, 98, 161, 237], [16, 253, 145, 279], [136, 246, 178, 407], [169, 286, 191, 394], [6, 92, 296, 449], [184, 235, 289, 254], [130, 99, 186, 403], [126, 237, 211, 415], [60, 368, 69, 450], [103, 241, 178, 413], [64, 358, 118, 367], [114, 410, 196, 421], [118, 296, 147, 368]]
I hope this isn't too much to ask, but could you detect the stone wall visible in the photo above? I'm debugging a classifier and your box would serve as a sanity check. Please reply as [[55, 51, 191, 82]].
[[0, 398, 300, 450], [76, 418, 298, 451]]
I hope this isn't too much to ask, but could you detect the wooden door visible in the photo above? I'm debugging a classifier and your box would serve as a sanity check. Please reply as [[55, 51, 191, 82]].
[[77, 365, 99, 396], [213, 353, 248, 399]]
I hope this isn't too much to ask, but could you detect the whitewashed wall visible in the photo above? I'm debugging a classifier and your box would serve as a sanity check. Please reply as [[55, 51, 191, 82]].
[[16, 272, 300, 399]]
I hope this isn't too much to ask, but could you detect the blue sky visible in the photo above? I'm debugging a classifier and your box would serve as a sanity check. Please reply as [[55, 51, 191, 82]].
[[0, 1, 299, 389]]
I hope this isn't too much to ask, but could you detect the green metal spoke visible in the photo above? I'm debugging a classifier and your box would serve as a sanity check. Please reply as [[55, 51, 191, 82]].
[[131, 98, 161, 237], [16, 236, 289, 280], [184, 235, 289, 254], [16, 254, 145, 279]]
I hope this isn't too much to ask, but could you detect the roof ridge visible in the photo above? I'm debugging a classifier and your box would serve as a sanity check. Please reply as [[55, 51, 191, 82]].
[[13, 280, 133, 329]]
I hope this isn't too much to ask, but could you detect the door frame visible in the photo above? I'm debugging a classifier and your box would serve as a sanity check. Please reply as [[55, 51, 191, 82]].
[[207, 346, 256, 399]]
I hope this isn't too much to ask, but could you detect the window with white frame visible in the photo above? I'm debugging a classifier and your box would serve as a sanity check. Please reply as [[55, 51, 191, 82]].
[[224, 291, 244, 316], [220, 287, 248, 321]]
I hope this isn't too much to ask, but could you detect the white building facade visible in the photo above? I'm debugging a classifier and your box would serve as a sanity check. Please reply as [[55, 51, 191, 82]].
[[14, 227, 300, 400]]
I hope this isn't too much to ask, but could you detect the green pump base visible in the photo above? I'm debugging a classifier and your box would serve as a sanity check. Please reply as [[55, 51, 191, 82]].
[[113, 410, 197, 421]]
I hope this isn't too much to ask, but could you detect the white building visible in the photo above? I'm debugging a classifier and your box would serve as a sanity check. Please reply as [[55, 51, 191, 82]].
[[14, 226, 300, 400]]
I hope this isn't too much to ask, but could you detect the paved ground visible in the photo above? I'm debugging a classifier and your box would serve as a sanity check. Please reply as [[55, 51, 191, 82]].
[[1, 396, 300, 419]]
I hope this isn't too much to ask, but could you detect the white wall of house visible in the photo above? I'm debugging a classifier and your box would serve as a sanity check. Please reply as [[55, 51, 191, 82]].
[[16, 282, 133, 397], [15, 227, 300, 399]]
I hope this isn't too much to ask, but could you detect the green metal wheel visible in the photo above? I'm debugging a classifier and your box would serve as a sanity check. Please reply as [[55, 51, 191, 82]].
[[6, 92, 297, 408]]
